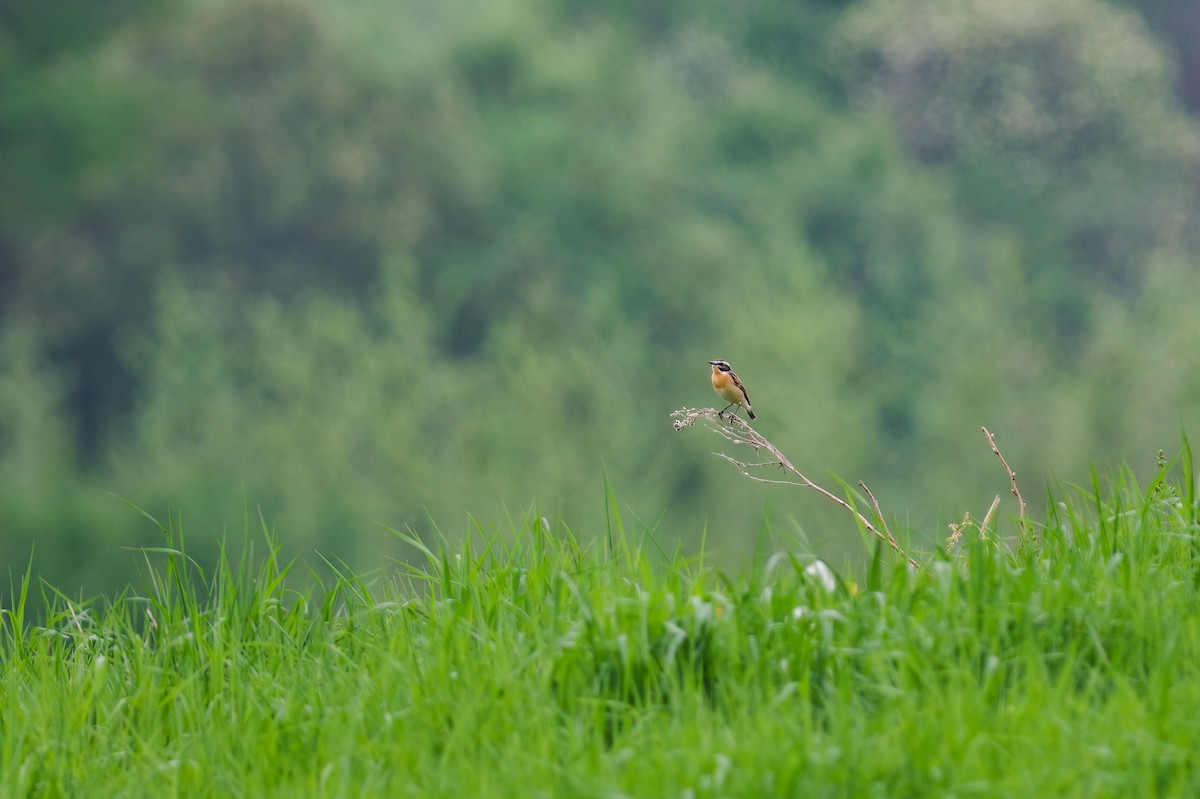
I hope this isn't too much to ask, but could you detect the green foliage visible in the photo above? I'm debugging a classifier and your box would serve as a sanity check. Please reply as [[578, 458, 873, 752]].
[[2, 0, 1200, 591], [3, 463, 1200, 795], [0, 0, 167, 222], [839, 0, 1200, 291], [0, 316, 122, 590]]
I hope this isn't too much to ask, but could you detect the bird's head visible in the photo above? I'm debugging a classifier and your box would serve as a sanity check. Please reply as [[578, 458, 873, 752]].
[[709, 359, 732, 372]]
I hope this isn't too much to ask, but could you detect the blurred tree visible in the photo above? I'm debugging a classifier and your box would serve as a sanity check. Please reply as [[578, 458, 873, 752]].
[[0, 1, 174, 467], [1115, 0, 1200, 113], [0, 0, 168, 303], [839, 0, 1200, 303], [1162, 0, 1200, 112], [8, 0, 476, 460], [0, 0, 168, 213], [2, 0, 1200, 594], [830, 0, 1200, 517]]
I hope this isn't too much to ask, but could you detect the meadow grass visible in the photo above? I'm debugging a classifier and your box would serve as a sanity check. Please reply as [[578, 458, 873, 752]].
[[2, 452, 1200, 798]]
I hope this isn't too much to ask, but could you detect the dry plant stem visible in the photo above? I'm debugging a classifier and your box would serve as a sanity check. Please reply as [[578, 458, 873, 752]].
[[858, 480, 896, 547], [982, 426, 1029, 541], [979, 495, 1002, 534], [673, 408, 921, 571]]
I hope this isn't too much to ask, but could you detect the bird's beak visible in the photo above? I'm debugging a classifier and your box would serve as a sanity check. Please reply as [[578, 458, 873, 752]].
[[708, 360, 718, 366]]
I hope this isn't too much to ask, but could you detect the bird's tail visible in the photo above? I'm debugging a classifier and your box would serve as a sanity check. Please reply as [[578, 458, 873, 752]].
[[747, 407, 756, 420]]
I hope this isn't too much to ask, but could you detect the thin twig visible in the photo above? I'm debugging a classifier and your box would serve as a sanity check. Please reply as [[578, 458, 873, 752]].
[[859, 480, 907, 559], [712, 451, 805, 486], [673, 407, 921, 570], [858, 481, 893, 541], [981, 426, 1030, 542]]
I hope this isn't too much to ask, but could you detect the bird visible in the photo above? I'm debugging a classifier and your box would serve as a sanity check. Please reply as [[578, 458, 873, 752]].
[[709, 359, 756, 420]]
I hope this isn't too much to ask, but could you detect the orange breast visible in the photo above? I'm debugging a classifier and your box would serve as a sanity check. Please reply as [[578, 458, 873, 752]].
[[711, 367, 742, 405]]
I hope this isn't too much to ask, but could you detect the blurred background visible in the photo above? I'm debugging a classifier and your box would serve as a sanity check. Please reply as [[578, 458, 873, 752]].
[[3, 0, 1200, 595]]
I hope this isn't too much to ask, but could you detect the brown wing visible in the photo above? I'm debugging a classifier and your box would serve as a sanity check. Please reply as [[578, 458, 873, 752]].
[[729, 370, 750, 405]]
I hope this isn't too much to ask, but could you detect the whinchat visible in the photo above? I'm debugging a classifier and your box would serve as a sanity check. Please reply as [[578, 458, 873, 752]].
[[709, 359, 756, 420]]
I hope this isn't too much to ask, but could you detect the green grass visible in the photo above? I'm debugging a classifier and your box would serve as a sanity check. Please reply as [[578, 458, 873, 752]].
[[3, 452, 1200, 797]]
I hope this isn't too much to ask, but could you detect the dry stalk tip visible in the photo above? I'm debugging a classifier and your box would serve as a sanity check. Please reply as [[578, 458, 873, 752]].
[[981, 426, 1030, 543]]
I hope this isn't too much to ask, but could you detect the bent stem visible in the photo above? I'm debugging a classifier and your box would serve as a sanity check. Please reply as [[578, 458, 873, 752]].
[[982, 425, 1030, 546], [672, 407, 921, 571]]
